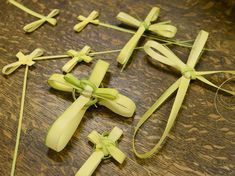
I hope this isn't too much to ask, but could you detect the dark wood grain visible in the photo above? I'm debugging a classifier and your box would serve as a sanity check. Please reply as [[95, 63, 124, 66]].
[[0, 0, 235, 175]]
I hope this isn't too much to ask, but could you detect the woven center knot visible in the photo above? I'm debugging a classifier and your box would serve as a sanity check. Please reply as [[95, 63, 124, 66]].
[[64, 73, 119, 107], [44, 16, 53, 22], [95, 133, 116, 157], [64, 74, 98, 106], [42, 9, 59, 25], [85, 17, 93, 23], [43, 17, 56, 26], [66, 49, 92, 63], [80, 79, 97, 97], [19, 55, 35, 66], [181, 67, 196, 80], [72, 52, 85, 62], [141, 22, 149, 30]]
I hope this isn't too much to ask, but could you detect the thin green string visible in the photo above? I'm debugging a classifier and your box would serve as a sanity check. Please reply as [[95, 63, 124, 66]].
[[214, 76, 235, 122], [90, 46, 143, 56], [11, 65, 29, 176], [33, 44, 213, 61], [33, 47, 144, 61], [98, 22, 194, 47], [33, 55, 68, 60], [98, 22, 215, 51]]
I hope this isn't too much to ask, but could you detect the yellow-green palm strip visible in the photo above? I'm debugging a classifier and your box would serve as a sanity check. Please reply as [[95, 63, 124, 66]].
[[133, 30, 235, 158], [8, 0, 59, 32], [76, 127, 125, 176], [45, 60, 136, 152]]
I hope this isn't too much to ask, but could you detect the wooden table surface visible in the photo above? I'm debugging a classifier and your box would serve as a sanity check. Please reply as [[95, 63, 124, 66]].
[[0, 0, 234, 175]]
